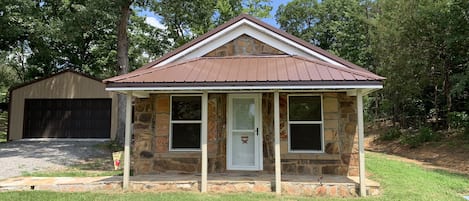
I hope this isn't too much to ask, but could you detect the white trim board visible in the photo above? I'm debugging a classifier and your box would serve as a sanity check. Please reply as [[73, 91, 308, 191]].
[[155, 19, 346, 68], [107, 85, 383, 92]]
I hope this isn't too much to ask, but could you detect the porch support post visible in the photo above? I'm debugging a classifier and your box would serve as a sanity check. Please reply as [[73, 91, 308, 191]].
[[123, 91, 132, 189], [274, 91, 281, 194], [201, 91, 208, 192], [357, 90, 366, 196]]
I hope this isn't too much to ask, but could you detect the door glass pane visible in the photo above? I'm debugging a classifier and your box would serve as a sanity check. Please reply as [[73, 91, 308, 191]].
[[232, 98, 255, 130], [232, 131, 255, 166]]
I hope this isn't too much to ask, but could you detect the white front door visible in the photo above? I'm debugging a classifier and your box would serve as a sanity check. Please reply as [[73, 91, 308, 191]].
[[227, 94, 262, 170]]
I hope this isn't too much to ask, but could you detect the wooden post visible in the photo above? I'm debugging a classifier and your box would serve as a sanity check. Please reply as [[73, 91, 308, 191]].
[[123, 91, 132, 189], [274, 91, 281, 194], [357, 90, 366, 196], [201, 91, 208, 192]]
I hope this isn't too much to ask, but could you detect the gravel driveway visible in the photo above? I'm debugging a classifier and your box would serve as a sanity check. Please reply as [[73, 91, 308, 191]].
[[0, 141, 112, 180]]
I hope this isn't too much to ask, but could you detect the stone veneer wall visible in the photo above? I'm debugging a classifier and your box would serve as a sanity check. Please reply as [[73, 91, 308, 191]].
[[132, 92, 358, 176], [132, 94, 227, 175], [204, 34, 285, 57], [262, 92, 359, 176]]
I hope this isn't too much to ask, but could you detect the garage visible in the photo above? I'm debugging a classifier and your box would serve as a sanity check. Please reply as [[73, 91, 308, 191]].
[[8, 70, 117, 140], [23, 99, 111, 138]]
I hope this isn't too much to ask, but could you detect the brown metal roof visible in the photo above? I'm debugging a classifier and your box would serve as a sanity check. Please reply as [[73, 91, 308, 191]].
[[105, 55, 384, 87], [9, 69, 103, 92], [104, 14, 381, 84]]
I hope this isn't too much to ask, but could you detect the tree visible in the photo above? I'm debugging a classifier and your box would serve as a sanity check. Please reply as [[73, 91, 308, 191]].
[[115, 0, 133, 145], [372, 0, 469, 128], [153, 0, 272, 48], [276, 0, 374, 68], [276, 0, 469, 131]]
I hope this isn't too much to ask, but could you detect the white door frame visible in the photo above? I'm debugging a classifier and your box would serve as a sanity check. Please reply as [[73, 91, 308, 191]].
[[226, 93, 263, 171]]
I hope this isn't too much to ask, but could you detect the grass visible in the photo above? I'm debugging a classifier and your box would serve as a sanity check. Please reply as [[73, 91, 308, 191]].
[[1, 152, 468, 201], [0, 112, 7, 142], [365, 152, 469, 201]]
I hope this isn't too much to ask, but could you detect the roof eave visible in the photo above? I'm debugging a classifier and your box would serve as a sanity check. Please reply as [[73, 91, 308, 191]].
[[105, 80, 383, 92]]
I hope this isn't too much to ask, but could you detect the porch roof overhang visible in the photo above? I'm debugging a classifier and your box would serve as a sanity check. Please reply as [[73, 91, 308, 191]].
[[105, 55, 384, 96]]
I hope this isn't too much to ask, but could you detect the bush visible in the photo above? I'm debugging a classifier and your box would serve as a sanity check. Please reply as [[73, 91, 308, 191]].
[[400, 126, 441, 148], [448, 112, 469, 140], [379, 127, 402, 141], [448, 112, 469, 129]]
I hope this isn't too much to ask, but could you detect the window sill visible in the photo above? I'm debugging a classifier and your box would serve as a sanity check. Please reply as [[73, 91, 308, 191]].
[[155, 152, 218, 158], [157, 152, 200, 158], [281, 153, 340, 160]]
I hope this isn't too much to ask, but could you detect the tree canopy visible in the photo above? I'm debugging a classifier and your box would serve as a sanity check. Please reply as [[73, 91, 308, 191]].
[[276, 0, 469, 130], [1, 0, 467, 134]]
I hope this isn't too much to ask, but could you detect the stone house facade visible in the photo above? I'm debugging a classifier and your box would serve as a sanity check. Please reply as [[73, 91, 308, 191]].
[[104, 14, 384, 194], [132, 92, 359, 176]]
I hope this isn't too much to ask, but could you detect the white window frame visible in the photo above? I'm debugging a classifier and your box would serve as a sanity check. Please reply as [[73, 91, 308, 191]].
[[169, 94, 202, 151], [287, 94, 325, 153]]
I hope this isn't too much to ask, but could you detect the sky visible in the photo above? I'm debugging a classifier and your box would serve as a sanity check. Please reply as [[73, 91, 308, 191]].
[[140, 0, 292, 29]]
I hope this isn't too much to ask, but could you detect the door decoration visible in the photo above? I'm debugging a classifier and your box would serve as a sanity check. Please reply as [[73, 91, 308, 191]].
[[241, 135, 249, 144]]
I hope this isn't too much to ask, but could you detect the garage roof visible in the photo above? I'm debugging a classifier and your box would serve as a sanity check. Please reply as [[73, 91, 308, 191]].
[[9, 70, 102, 92]]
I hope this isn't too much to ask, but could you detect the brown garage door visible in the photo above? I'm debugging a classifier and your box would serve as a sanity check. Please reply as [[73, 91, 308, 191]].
[[23, 99, 111, 138]]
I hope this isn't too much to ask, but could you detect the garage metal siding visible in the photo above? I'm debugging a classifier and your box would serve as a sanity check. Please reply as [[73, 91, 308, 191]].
[[23, 99, 111, 138], [8, 71, 118, 140]]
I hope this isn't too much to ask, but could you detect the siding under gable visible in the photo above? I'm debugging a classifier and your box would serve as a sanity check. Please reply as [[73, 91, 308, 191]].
[[204, 34, 286, 57]]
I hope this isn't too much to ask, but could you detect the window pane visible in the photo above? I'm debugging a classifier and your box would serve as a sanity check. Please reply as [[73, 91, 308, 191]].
[[232, 98, 255, 130], [172, 96, 201, 120], [172, 123, 201, 149], [289, 96, 321, 121], [290, 124, 322, 151]]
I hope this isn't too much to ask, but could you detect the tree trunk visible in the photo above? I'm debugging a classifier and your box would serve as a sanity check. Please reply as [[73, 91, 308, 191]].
[[116, 0, 132, 145], [444, 63, 451, 130]]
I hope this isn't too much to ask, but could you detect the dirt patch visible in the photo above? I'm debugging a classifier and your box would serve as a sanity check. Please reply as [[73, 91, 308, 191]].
[[366, 133, 469, 175], [0, 141, 115, 179]]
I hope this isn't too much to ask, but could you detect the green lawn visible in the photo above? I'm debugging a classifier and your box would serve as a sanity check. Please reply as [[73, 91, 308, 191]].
[[1, 152, 468, 201]]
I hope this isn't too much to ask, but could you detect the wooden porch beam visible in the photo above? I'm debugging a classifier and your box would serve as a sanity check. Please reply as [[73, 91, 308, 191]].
[[274, 91, 281, 194], [201, 91, 208, 192], [357, 90, 366, 196], [123, 91, 132, 189]]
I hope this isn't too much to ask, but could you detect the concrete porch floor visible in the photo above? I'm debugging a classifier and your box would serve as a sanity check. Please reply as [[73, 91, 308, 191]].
[[0, 173, 380, 197]]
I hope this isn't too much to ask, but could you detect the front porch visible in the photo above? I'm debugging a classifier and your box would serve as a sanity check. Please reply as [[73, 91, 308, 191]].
[[0, 173, 380, 197], [129, 173, 380, 196], [123, 91, 373, 195]]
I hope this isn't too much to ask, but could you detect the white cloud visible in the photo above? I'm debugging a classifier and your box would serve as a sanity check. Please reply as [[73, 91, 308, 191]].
[[145, 16, 166, 30]]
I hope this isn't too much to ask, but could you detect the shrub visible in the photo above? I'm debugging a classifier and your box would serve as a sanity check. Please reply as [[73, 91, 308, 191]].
[[448, 112, 469, 140], [400, 126, 440, 148], [379, 127, 402, 141], [448, 112, 469, 129]]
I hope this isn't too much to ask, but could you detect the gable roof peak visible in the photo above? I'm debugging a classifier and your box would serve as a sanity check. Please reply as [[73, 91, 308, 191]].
[[105, 14, 379, 83]]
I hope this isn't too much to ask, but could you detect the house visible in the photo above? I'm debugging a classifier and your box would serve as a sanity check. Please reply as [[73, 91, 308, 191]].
[[104, 14, 384, 196], [8, 70, 118, 140]]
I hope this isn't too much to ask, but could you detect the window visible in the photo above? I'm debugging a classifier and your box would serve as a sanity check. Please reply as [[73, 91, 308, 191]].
[[170, 95, 202, 150], [288, 95, 323, 152]]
